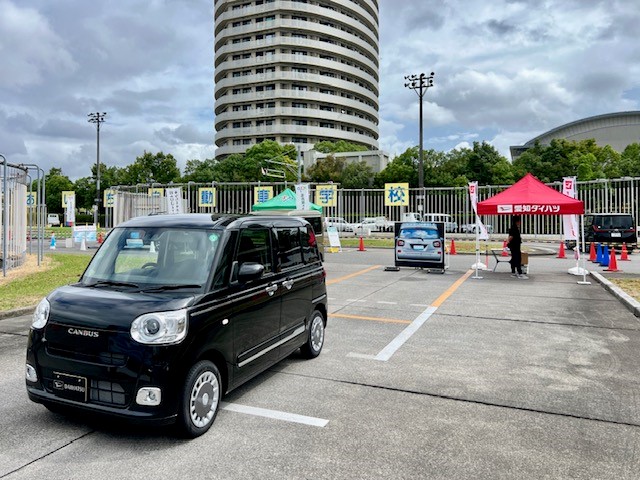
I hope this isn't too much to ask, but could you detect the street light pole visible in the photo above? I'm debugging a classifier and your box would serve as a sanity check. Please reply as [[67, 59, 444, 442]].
[[404, 72, 435, 208], [87, 112, 107, 226]]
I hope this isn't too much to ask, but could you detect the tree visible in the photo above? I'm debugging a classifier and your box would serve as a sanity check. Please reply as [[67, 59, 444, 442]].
[[307, 155, 345, 183], [619, 143, 640, 177], [313, 140, 368, 154], [461, 141, 513, 186], [73, 176, 95, 210], [246, 140, 298, 182], [122, 151, 181, 185], [341, 161, 374, 188], [203, 141, 298, 183], [42, 168, 74, 214], [182, 158, 217, 183], [374, 147, 418, 187]]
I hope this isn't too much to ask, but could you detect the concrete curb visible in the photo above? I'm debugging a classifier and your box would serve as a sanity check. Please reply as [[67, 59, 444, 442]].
[[0, 306, 35, 321], [590, 271, 640, 318]]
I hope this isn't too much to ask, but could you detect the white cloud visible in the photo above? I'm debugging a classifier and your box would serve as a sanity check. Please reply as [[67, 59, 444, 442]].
[[0, 0, 638, 181], [0, 0, 77, 88]]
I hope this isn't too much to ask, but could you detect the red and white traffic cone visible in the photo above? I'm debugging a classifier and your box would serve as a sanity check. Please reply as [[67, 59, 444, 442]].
[[358, 236, 366, 252], [501, 240, 509, 257], [604, 247, 621, 272], [620, 243, 630, 261]]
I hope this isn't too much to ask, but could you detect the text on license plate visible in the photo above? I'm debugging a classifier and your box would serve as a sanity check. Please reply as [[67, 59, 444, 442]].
[[611, 232, 621, 237], [52, 372, 88, 402], [413, 244, 425, 250]]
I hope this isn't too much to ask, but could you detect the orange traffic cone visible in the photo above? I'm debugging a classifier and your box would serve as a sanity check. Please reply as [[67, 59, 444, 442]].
[[358, 236, 366, 252], [604, 247, 620, 272], [501, 240, 509, 257], [450, 238, 457, 255], [589, 242, 596, 262], [620, 243, 630, 261], [556, 241, 566, 258]]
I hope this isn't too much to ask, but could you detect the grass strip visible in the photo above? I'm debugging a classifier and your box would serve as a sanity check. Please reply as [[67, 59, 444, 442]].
[[0, 254, 91, 311]]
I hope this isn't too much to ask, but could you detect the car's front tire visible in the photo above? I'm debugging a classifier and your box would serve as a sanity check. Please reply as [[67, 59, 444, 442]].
[[177, 360, 221, 438], [301, 310, 325, 359]]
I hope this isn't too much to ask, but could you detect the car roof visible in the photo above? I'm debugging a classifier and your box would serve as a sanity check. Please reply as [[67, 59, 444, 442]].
[[117, 213, 308, 229]]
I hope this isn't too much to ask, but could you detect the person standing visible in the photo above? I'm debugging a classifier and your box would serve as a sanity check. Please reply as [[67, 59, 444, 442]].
[[507, 216, 527, 279]]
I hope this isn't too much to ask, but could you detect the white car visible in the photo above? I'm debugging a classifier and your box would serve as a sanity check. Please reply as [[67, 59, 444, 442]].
[[353, 216, 394, 235], [461, 223, 494, 234], [325, 217, 354, 232], [47, 214, 60, 227]]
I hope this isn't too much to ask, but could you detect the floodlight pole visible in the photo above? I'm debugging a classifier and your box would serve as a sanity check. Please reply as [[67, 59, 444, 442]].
[[404, 72, 435, 210], [87, 112, 107, 226]]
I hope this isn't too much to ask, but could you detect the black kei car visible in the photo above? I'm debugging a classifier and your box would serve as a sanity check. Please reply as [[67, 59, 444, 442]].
[[25, 214, 328, 438], [566, 213, 637, 252]]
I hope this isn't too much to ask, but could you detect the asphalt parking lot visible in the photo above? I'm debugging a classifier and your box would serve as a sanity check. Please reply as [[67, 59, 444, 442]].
[[1, 247, 640, 479]]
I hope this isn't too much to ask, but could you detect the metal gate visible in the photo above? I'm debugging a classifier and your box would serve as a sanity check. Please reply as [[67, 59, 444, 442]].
[[109, 177, 640, 237]]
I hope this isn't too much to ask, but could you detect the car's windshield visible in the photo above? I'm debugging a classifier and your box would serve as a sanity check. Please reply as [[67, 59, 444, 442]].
[[81, 226, 221, 291], [400, 228, 439, 239], [595, 216, 634, 229]]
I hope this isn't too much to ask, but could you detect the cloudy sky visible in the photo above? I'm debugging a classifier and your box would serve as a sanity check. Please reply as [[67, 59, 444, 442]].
[[1, 0, 638, 181]]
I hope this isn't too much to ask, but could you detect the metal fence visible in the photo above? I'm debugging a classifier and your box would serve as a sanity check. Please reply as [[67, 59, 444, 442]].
[[0, 157, 29, 276], [110, 177, 640, 238]]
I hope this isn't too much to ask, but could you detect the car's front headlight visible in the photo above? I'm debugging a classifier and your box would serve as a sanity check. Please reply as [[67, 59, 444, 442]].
[[32, 298, 50, 329], [130, 309, 188, 345]]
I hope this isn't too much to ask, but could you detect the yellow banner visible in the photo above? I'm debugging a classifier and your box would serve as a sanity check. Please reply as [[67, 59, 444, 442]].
[[315, 184, 337, 207], [103, 189, 115, 207], [254, 186, 274, 204], [198, 187, 216, 207], [148, 188, 164, 198], [384, 183, 409, 206], [61, 191, 75, 208], [26, 191, 38, 208]]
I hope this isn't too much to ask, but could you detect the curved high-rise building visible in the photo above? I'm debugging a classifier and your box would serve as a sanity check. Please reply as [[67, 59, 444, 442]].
[[214, 0, 380, 158]]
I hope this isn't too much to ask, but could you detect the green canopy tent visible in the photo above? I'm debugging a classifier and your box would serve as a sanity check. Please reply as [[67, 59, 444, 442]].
[[251, 188, 322, 212]]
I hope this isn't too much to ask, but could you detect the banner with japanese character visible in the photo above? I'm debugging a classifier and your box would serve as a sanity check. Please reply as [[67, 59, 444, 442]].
[[198, 187, 216, 207], [384, 183, 409, 207], [254, 186, 273, 204], [315, 184, 337, 207], [562, 177, 578, 241], [469, 182, 489, 240]]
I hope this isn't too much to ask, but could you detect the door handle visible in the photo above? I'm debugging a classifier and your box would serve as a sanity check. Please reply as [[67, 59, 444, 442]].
[[265, 284, 278, 296], [282, 279, 294, 290]]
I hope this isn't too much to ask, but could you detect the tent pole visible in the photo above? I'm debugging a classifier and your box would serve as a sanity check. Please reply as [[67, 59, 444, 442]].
[[578, 213, 591, 285]]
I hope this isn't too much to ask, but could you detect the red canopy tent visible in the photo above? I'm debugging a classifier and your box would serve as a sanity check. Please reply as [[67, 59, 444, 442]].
[[477, 173, 584, 215]]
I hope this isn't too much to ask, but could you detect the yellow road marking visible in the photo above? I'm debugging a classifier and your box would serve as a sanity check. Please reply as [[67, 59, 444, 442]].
[[330, 313, 411, 324], [328, 268, 472, 327], [431, 269, 474, 308], [326, 265, 381, 285]]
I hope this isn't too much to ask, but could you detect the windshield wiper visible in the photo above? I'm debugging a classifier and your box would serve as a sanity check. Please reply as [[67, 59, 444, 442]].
[[138, 284, 202, 293], [86, 280, 140, 289]]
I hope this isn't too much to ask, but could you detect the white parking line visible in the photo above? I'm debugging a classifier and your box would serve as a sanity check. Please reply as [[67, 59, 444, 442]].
[[374, 306, 438, 362], [346, 299, 366, 302], [376, 301, 396, 305], [220, 402, 329, 427]]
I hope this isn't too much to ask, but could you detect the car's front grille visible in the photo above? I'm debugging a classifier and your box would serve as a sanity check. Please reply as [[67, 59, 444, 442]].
[[46, 346, 127, 366], [90, 380, 128, 406]]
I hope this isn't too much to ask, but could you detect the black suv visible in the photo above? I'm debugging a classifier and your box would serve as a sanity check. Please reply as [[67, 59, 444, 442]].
[[568, 213, 637, 252], [26, 214, 327, 438]]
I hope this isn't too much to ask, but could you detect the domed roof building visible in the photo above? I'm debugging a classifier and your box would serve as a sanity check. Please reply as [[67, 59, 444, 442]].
[[510, 111, 640, 160]]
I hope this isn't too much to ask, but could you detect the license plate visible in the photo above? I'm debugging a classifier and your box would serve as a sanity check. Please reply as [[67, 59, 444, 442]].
[[413, 244, 425, 251], [611, 232, 621, 237], [52, 372, 88, 402]]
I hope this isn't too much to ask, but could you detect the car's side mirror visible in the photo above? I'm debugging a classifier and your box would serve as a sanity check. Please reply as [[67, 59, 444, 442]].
[[237, 262, 264, 283]]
